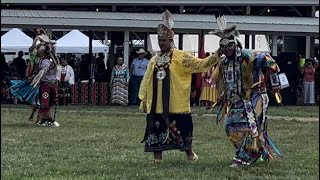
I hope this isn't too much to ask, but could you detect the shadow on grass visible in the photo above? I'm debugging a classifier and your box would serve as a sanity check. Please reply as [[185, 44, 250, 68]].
[[1, 122, 39, 128]]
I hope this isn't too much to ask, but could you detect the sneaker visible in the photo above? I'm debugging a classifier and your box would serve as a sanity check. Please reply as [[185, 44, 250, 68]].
[[258, 156, 264, 162], [229, 158, 250, 168], [41, 122, 52, 127], [37, 121, 46, 126], [52, 121, 60, 127]]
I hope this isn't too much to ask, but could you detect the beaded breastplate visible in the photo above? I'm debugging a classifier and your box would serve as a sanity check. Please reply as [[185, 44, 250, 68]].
[[154, 49, 173, 80], [221, 55, 243, 103]]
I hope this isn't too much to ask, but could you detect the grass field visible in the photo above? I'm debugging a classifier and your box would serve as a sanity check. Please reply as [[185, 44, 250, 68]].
[[1, 105, 319, 180]]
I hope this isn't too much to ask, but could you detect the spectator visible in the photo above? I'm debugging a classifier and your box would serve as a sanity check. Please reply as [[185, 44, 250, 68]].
[[314, 59, 319, 104], [78, 54, 91, 81], [68, 54, 76, 70], [129, 48, 149, 105], [1, 54, 11, 82], [298, 53, 306, 72], [199, 65, 218, 108], [26, 59, 30, 65], [95, 53, 106, 82], [303, 58, 316, 105], [10, 51, 27, 79], [111, 57, 130, 106], [1, 54, 12, 103], [74, 55, 84, 81], [297, 53, 306, 97], [56, 57, 75, 105]]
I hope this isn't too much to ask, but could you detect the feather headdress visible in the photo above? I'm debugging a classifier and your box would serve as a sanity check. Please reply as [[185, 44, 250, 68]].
[[209, 14, 240, 39], [158, 10, 175, 39], [209, 13, 242, 49], [162, 10, 174, 30]]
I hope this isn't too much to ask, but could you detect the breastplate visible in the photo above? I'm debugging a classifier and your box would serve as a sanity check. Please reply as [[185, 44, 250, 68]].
[[222, 58, 243, 103]]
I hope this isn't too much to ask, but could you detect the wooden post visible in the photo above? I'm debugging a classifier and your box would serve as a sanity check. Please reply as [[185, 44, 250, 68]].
[[88, 30, 95, 82], [89, 30, 93, 57], [245, 34, 250, 49], [179, 33, 183, 50]]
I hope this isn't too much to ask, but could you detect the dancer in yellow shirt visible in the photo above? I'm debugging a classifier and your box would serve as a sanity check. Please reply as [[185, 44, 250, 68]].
[[139, 10, 221, 163]]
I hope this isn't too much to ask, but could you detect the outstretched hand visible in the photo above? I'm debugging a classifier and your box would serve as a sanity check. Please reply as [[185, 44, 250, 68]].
[[217, 48, 224, 57], [139, 101, 147, 113]]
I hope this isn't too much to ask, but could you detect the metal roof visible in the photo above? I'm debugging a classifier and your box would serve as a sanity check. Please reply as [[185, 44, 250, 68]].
[[2, 0, 318, 5], [1, 9, 319, 36]]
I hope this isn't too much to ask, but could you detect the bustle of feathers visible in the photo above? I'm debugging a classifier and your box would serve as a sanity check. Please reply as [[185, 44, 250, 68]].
[[162, 9, 174, 29]]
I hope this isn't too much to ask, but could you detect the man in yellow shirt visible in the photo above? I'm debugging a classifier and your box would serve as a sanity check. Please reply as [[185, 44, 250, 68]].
[[139, 10, 221, 163]]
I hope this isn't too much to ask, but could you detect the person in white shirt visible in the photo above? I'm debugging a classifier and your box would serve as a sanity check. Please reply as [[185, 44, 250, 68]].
[[56, 57, 74, 105]]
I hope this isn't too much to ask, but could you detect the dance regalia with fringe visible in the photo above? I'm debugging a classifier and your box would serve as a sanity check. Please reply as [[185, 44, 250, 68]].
[[37, 57, 58, 117], [10, 57, 58, 125], [10, 61, 40, 107], [214, 50, 283, 166], [10, 29, 59, 125], [139, 10, 221, 152], [211, 14, 283, 166]]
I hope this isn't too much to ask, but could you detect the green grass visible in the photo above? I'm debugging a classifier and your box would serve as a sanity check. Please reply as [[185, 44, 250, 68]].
[[1, 105, 319, 180], [1, 104, 319, 118]]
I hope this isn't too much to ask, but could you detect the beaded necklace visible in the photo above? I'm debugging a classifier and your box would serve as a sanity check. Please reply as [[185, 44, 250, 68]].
[[154, 48, 173, 80]]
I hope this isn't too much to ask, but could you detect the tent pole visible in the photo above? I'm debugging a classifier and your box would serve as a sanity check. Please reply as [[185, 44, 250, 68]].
[[88, 30, 95, 83]]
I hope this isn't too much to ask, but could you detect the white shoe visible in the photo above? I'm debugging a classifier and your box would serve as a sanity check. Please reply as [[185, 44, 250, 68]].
[[52, 121, 60, 127], [41, 122, 51, 127], [41, 123, 49, 127]]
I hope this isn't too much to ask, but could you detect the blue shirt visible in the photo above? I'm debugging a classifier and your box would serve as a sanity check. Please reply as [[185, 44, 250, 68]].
[[130, 58, 149, 76]]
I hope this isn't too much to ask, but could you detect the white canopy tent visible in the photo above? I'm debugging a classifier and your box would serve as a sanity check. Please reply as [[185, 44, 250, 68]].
[[56, 30, 108, 54], [1, 28, 33, 53]]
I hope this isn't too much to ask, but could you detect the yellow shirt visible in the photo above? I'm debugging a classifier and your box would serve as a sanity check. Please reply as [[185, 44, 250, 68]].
[[139, 49, 221, 114]]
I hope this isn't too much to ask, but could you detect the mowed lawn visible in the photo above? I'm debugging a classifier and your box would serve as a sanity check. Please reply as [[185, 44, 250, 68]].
[[1, 105, 319, 180]]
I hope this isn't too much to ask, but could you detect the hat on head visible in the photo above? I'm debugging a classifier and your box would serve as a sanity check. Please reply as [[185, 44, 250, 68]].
[[136, 48, 147, 55], [157, 10, 175, 39], [209, 12, 242, 49]]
